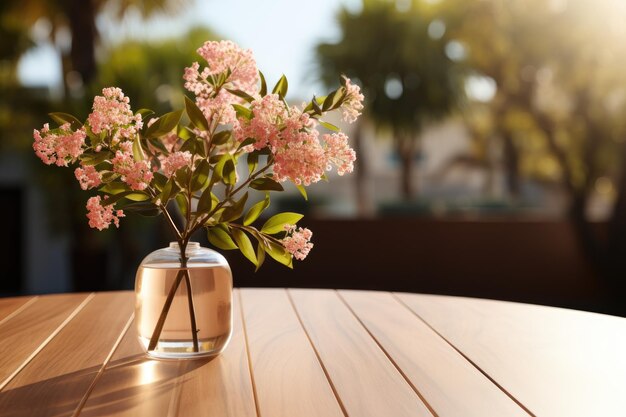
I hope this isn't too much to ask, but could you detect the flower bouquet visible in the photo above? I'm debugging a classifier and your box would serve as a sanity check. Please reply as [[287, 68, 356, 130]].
[[32, 40, 363, 357]]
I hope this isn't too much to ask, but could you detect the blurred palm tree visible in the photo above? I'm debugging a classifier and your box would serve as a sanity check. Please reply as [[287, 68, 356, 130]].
[[316, 0, 464, 201], [448, 0, 626, 311], [4, 0, 190, 88]]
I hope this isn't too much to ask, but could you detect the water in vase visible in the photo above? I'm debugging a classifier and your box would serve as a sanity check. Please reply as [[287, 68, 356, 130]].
[[135, 262, 233, 358]]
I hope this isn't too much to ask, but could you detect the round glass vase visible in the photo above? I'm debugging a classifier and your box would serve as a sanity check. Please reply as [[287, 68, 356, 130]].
[[134, 242, 233, 359]]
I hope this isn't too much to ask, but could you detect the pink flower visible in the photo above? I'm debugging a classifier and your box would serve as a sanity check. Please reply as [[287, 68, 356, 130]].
[[87, 87, 142, 144], [184, 41, 259, 124], [74, 165, 102, 190], [33, 123, 86, 167], [234, 94, 287, 150], [162, 151, 193, 178], [273, 132, 328, 186], [341, 76, 365, 123], [111, 146, 153, 191], [86, 195, 125, 231], [323, 132, 356, 176], [281, 225, 313, 261]]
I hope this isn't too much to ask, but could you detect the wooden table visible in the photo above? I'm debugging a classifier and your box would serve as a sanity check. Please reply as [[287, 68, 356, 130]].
[[0, 289, 624, 417]]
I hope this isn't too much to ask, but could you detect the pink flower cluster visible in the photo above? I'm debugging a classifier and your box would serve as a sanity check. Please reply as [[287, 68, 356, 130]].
[[323, 132, 356, 176], [162, 151, 193, 178], [33, 123, 86, 167], [281, 225, 313, 261], [74, 165, 101, 190], [87, 87, 142, 144], [341, 76, 365, 123], [86, 196, 124, 231], [111, 143, 153, 191], [235, 95, 356, 185], [184, 41, 259, 125]]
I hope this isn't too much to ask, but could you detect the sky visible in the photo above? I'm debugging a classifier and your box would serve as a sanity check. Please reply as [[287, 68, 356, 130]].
[[18, 0, 362, 100]]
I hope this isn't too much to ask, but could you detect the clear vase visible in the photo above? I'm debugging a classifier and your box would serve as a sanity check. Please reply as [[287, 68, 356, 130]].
[[134, 242, 233, 359]]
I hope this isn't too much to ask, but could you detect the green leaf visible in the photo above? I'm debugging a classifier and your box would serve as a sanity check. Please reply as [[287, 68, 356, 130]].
[[259, 71, 267, 96], [177, 125, 194, 141], [101, 191, 149, 206], [232, 229, 257, 265], [145, 110, 183, 138], [261, 212, 304, 234], [272, 74, 288, 98], [175, 193, 188, 217], [221, 192, 248, 222], [153, 172, 168, 190], [311, 95, 323, 115], [121, 202, 160, 216], [247, 152, 259, 174], [49, 112, 82, 130], [265, 240, 293, 268], [233, 104, 252, 120], [125, 192, 150, 202], [191, 159, 211, 192], [159, 180, 174, 203], [322, 91, 337, 111], [132, 135, 145, 161], [184, 96, 210, 131], [137, 108, 155, 118], [226, 88, 255, 103], [255, 244, 266, 272], [196, 188, 214, 214], [100, 171, 118, 183], [250, 177, 284, 192], [207, 225, 238, 250], [237, 137, 255, 151], [211, 130, 231, 146], [222, 158, 237, 185], [99, 181, 128, 195], [180, 136, 197, 154], [319, 120, 340, 132], [295, 184, 308, 201], [244, 194, 270, 226], [148, 137, 169, 154], [174, 166, 191, 189], [80, 151, 113, 166]]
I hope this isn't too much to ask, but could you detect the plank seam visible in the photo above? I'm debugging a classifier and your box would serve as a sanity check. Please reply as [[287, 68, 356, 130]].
[[285, 289, 350, 417], [0, 292, 96, 392], [0, 297, 39, 328], [391, 293, 536, 417], [238, 289, 263, 417], [71, 312, 135, 417], [336, 291, 438, 417]]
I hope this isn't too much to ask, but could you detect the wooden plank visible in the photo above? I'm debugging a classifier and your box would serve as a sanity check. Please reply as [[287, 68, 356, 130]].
[[289, 289, 433, 417], [0, 293, 92, 386], [79, 288, 257, 417], [0, 292, 134, 417], [0, 296, 35, 325], [240, 288, 344, 417], [397, 293, 626, 417], [339, 290, 529, 417]]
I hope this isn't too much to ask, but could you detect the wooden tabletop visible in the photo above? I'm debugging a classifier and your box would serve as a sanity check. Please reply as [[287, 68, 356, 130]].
[[0, 289, 624, 417]]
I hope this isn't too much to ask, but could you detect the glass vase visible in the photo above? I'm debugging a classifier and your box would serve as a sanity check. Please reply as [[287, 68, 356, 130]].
[[134, 242, 233, 359]]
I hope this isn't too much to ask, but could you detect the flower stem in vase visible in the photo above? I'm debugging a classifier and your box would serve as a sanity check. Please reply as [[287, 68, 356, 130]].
[[147, 240, 200, 352]]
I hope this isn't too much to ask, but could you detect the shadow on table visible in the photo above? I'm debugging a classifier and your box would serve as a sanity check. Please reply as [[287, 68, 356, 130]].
[[0, 356, 210, 417]]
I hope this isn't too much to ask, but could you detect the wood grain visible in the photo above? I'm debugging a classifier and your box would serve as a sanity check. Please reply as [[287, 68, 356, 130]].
[[79, 288, 257, 417], [397, 293, 626, 417], [0, 293, 92, 386], [0, 292, 134, 417], [0, 296, 35, 325], [288, 289, 433, 417], [239, 288, 344, 417], [339, 290, 529, 417]]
